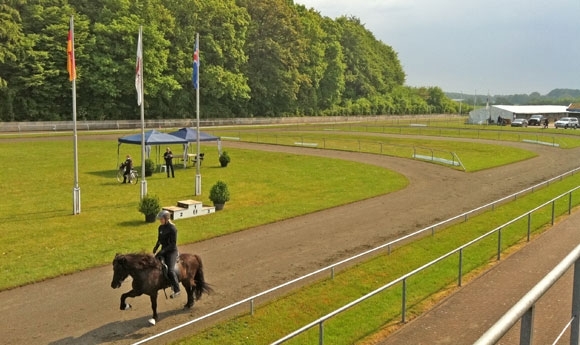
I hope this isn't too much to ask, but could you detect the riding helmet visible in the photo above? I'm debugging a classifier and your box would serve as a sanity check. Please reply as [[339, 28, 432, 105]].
[[156, 210, 170, 220]]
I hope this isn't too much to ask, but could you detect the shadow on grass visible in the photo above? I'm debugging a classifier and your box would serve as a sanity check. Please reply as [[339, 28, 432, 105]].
[[0, 209, 71, 224], [118, 220, 148, 227], [86, 170, 117, 178], [86, 170, 155, 186]]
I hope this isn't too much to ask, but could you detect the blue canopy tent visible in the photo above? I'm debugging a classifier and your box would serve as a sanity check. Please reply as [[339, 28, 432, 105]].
[[168, 127, 220, 143], [117, 130, 188, 168], [167, 128, 222, 167]]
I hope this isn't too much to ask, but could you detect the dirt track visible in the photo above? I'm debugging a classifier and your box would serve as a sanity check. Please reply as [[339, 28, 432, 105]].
[[1, 137, 579, 345]]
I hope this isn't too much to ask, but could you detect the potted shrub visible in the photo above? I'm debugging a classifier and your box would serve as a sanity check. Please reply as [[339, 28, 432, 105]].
[[144, 158, 155, 177], [219, 151, 231, 167], [138, 194, 161, 222], [209, 180, 230, 210]]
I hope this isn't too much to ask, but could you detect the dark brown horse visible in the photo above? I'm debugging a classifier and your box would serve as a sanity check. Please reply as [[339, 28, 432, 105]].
[[111, 252, 212, 324]]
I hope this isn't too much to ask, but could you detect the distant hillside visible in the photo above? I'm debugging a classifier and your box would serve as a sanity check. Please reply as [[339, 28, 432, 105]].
[[446, 89, 580, 106], [546, 89, 580, 99]]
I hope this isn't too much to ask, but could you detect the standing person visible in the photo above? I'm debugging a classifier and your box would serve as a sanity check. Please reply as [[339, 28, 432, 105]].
[[121, 154, 133, 184], [153, 210, 181, 298], [164, 147, 174, 178]]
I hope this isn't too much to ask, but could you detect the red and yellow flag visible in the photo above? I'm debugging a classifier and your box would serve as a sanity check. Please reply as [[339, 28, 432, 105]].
[[67, 16, 76, 81]]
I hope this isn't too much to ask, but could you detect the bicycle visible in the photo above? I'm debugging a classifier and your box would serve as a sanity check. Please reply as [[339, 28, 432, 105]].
[[117, 167, 139, 184]]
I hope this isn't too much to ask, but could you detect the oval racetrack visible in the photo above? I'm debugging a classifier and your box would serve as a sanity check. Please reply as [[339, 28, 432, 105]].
[[1, 138, 578, 345]]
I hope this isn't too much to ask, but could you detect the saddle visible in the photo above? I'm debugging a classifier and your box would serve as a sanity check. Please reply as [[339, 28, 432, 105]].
[[156, 256, 181, 282]]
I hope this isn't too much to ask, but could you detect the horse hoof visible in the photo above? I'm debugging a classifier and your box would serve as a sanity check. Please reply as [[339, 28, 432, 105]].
[[125, 304, 132, 310], [148, 318, 156, 326]]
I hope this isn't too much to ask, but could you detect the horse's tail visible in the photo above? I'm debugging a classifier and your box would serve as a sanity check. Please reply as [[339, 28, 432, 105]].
[[193, 254, 213, 300]]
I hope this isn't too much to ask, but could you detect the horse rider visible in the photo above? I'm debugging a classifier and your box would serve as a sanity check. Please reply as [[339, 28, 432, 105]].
[[153, 210, 181, 298]]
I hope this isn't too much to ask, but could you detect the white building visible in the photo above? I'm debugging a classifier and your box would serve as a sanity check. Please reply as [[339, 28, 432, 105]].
[[468, 105, 569, 124]]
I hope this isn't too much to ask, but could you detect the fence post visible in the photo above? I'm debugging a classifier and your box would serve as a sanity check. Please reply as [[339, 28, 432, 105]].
[[402, 278, 407, 323], [497, 228, 502, 261], [571, 260, 580, 345], [520, 306, 535, 345], [458, 248, 463, 287], [319, 321, 324, 345], [527, 213, 531, 242]]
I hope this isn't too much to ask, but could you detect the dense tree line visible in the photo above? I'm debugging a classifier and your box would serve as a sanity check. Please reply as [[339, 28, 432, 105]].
[[447, 88, 580, 108], [0, 0, 461, 121]]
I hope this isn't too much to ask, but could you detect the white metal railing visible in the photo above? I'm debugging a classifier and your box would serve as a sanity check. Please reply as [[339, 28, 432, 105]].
[[474, 244, 580, 345], [132, 168, 580, 344], [270, 186, 580, 344], [298, 122, 561, 147], [0, 115, 456, 133]]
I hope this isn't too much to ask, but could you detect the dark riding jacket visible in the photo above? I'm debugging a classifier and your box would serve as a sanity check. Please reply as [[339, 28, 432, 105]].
[[153, 222, 180, 293], [153, 222, 178, 257]]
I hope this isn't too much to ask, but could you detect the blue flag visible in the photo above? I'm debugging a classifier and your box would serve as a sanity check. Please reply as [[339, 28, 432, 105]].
[[192, 38, 199, 89]]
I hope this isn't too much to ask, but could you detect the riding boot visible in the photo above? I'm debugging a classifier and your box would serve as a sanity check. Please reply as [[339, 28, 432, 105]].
[[157, 257, 168, 280], [169, 271, 180, 298], [161, 262, 168, 279]]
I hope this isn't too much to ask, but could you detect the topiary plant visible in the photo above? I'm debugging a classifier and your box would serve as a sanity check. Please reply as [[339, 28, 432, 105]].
[[219, 151, 231, 167], [209, 180, 230, 210], [144, 158, 155, 176], [138, 194, 161, 222]]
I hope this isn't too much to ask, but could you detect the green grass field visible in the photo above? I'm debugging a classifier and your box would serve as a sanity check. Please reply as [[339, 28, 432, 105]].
[[1, 126, 542, 291], [175, 164, 580, 345], [1, 124, 578, 344], [0, 136, 405, 290], [209, 131, 539, 172]]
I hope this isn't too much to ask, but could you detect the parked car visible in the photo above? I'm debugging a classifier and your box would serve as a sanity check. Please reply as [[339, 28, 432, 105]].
[[511, 118, 528, 127], [554, 117, 579, 129], [528, 114, 546, 126]]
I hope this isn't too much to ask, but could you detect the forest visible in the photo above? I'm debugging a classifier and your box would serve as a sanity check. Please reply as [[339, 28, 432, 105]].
[[447, 88, 580, 108], [1, 0, 462, 121]]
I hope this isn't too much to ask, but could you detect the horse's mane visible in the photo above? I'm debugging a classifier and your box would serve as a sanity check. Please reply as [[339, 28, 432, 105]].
[[120, 252, 159, 270]]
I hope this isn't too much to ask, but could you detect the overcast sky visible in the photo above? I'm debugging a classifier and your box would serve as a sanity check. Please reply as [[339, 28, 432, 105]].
[[295, 0, 580, 96]]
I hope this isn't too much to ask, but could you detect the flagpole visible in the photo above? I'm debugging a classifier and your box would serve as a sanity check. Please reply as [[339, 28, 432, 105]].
[[137, 25, 147, 199], [487, 92, 491, 123], [194, 33, 201, 196], [69, 15, 81, 215]]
